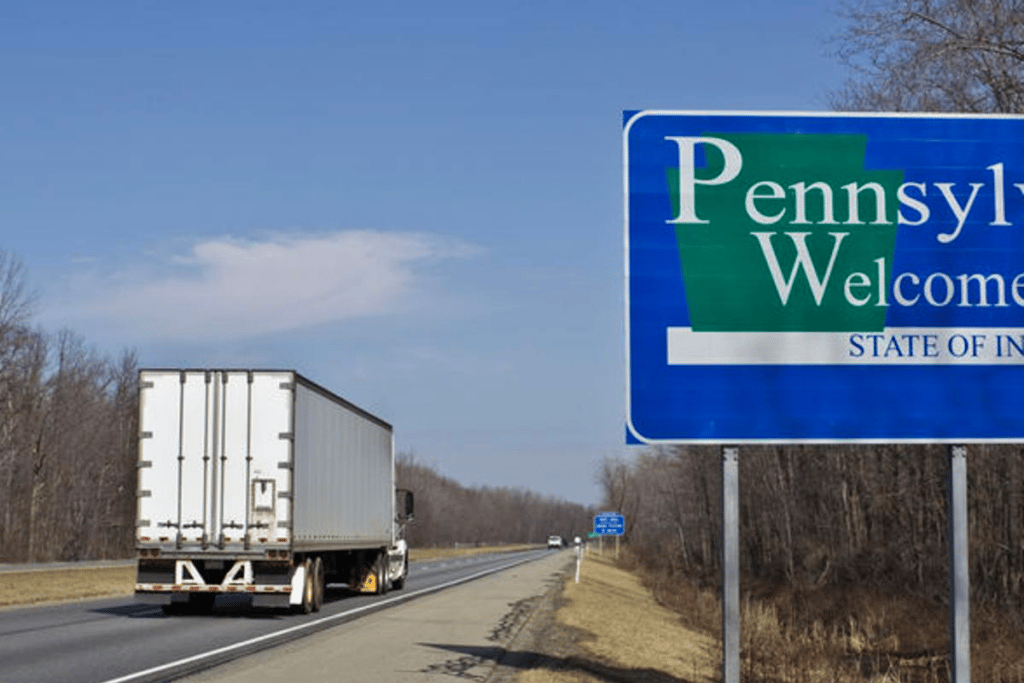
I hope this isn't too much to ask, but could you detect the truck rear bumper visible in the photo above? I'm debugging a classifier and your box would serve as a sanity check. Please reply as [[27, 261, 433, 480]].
[[135, 584, 293, 594], [134, 588, 292, 610], [136, 558, 293, 597]]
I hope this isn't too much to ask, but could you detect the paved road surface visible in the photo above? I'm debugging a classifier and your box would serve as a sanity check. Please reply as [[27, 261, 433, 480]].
[[1, 548, 568, 683]]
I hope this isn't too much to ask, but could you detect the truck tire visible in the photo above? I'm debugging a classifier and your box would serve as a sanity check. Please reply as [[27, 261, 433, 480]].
[[391, 551, 409, 590], [293, 559, 314, 614], [376, 554, 389, 595], [311, 557, 324, 612]]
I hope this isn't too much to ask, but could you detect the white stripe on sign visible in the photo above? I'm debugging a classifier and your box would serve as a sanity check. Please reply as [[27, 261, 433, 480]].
[[667, 327, 1024, 365]]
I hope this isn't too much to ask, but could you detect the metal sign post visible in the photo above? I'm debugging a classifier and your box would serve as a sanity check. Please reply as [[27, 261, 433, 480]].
[[722, 447, 740, 683], [949, 445, 970, 683]]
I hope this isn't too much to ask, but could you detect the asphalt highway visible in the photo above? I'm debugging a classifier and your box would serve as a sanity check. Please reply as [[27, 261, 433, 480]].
[[1, 548, 561, 683]]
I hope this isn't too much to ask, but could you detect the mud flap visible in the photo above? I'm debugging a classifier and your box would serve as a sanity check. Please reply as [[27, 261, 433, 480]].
[[289, 563, 306, 606]]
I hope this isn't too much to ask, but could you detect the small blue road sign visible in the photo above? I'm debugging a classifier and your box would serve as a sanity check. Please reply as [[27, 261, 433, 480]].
[[594, 512, 625, 536]]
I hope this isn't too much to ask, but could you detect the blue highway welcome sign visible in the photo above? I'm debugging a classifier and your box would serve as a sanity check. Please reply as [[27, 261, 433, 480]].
[[624, 111, 1024, 443]]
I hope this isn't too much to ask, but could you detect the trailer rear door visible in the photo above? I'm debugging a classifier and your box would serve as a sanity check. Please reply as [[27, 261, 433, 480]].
[[137, 370, 294, 554]]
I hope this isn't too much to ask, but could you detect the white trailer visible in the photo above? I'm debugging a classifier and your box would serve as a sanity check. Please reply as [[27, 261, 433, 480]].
[[134, 369, 413, 613]]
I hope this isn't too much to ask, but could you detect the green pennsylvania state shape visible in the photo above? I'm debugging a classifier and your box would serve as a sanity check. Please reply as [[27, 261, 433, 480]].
[[668, 133, 903, 332]]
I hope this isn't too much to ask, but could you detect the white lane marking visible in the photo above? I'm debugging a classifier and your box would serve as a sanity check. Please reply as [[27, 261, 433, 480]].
[[97, 553, 541, 683]]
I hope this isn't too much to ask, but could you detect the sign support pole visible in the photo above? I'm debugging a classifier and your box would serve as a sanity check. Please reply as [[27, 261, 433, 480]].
[[949, 445, 970, 683], [722, 446, 740, 683]]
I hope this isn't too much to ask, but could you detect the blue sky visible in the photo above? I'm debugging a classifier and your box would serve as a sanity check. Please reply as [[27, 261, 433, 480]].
[[2, 1, 848, 506]]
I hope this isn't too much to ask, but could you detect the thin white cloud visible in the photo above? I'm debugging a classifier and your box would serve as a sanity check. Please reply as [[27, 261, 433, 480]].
[[59, 230, 478, 342]]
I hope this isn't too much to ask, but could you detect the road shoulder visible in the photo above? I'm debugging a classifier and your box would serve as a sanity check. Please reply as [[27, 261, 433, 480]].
[[490, 551, 717, 683]]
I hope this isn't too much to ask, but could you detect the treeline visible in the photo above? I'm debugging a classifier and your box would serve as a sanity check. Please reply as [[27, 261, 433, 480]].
[[0, 253, 139, 563], [397, 452, 595, 548], [601, 444, 1024, 611]]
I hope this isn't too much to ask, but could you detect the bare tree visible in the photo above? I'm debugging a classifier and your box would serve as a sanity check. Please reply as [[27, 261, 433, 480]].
[[0, 251, 35, 335], [832, 0, 1024, 113], [0, 252, 42, 561], [0, 253, 139, 562]]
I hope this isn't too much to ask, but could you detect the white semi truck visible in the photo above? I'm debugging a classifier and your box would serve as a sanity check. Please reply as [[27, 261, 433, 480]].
[[134, 369, 413, 614]]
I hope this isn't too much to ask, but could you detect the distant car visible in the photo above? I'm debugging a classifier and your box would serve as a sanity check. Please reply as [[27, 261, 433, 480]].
[[547, 535, 563, 549]]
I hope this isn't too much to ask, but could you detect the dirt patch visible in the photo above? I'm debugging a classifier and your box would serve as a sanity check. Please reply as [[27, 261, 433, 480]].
[[489, 551, 717, 683]]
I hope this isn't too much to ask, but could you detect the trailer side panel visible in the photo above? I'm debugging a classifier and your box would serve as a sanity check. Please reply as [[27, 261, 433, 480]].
[[291, 378, 394, 551]]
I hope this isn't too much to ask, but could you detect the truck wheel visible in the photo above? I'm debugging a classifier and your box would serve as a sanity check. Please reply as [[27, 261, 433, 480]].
[[311, 557, 324, 612], [293, 559, 314, 614], [391, 551, 408, 590], [376, 555, 389, 595]]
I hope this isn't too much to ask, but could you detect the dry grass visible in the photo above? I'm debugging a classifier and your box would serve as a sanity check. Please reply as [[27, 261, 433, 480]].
[[740, 588, 1024, 683], [409, 544, 542, 561], [0, 565, 135, 608], [623, 554, 1024, 683], [640, 571, 954, 682], [517, 550, 717, 683]]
